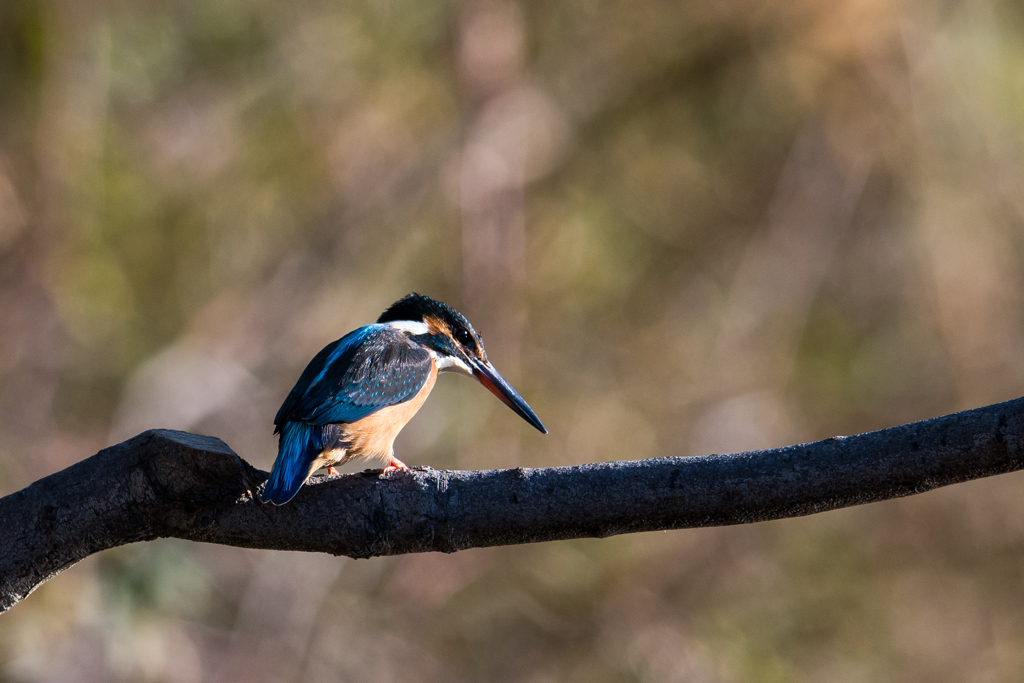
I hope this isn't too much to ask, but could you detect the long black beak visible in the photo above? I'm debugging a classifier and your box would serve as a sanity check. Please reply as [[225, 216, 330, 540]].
[[471, 359, 548, 434]]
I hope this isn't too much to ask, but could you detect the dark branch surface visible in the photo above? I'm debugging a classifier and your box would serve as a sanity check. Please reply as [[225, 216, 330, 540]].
[[4, 396, 1024, 613]]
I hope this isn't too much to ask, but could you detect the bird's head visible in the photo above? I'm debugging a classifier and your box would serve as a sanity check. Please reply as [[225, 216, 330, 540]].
[[378, 293, 547, 434]]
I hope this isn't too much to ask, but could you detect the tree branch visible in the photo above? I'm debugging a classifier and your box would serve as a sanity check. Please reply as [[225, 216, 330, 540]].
[[3, 395, 1024, 613]]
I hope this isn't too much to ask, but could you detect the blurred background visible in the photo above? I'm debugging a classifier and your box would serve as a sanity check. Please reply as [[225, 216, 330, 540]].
[[3, 0, 1024, 680]]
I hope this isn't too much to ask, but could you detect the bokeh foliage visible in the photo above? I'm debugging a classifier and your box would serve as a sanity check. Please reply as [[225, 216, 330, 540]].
[[3, 0, 1024, 680]]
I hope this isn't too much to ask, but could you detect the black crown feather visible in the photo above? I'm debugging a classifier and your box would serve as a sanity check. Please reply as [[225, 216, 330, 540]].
[[377, 293, 473, 332]]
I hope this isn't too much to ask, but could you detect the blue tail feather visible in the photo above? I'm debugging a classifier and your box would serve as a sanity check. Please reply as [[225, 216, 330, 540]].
[[263, 422, 321, 505]]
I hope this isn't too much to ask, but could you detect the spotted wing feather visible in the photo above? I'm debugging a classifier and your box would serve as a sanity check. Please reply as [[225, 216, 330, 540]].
[[274, 324, 432, 431]]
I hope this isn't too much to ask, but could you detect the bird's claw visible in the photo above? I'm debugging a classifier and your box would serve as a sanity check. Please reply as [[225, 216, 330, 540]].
[[380, 457, 409, 477]]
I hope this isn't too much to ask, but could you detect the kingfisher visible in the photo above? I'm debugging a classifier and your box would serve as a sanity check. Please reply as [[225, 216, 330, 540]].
[[261, 293, 547, 504]]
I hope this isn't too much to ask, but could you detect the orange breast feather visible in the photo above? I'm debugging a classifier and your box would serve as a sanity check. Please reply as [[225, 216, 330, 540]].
[[341, 358, 438, 464]]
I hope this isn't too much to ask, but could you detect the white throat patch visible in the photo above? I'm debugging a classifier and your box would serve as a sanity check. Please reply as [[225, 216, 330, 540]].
[[435, 353, 474, 376]]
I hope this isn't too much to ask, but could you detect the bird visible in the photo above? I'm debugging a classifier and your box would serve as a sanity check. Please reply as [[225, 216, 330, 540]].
[[261, 293, 547, 504]]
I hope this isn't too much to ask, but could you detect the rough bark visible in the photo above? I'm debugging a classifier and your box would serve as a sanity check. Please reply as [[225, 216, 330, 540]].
[[2, 395, 1024, 613]]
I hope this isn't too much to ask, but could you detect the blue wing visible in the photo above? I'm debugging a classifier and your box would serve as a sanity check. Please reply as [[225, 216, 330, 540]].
[[273, 324, 432, 431]]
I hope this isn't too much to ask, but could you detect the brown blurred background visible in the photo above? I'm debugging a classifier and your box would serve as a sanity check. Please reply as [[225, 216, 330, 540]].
[[3, 0, 1024, 680]]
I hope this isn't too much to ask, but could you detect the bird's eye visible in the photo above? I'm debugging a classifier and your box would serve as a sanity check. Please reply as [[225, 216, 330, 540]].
[[455, 328, 472, 345]]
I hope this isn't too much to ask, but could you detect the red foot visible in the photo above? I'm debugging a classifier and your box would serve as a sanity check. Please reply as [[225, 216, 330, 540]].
[[327, 467, 340, 476], [381, 456, 409, 476]]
